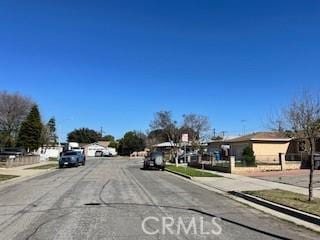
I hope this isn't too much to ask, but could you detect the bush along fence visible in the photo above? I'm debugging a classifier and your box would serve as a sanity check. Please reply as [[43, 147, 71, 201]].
[[0, 155, 40, 168], [188, 153, 302, 173]]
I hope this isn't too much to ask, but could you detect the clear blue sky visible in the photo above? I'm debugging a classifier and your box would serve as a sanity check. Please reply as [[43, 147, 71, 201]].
[[1, 0, 319, 140]]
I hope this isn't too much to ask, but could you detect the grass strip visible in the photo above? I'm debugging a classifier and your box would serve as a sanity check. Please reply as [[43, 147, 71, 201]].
[[166, 165, 222, 177], [25, 163, 58, 170], [245, 189, 320, 216], [0, 174, 19, 182]]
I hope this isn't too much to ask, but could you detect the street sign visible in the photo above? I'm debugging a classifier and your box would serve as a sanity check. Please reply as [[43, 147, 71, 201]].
[[182, 134, 188, 143]]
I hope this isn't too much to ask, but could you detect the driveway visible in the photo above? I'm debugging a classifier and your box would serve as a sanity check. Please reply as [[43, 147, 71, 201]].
[[244, 170, 320, 189], [0, 158, 318, 239]]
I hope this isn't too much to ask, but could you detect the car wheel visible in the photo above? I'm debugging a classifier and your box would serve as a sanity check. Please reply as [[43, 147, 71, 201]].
[[82, 160, 85, 166], [59, 164, 63, 169]]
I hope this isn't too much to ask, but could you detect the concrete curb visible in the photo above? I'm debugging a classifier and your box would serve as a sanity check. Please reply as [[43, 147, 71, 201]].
[[165, 169, 193, 180], [229, 191, 320, 226], [164, 170, 320, 233]]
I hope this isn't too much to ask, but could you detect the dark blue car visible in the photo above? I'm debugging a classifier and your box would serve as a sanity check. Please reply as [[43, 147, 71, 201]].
[[59, 151, 86, 168]]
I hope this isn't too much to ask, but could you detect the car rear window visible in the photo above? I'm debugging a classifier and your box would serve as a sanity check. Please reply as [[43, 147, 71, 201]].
[[63, 152, 77, 156]]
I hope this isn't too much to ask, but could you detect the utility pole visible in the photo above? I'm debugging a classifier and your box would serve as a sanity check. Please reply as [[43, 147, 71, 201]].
[[213, 128, 216, 138], [100, 127, 104, 138], [221, 131, 227, 138]]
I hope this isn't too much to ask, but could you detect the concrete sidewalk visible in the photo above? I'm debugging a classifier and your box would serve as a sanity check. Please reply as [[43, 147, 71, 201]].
[[0, 161, 57, 186], [192, 169, 320, 198]]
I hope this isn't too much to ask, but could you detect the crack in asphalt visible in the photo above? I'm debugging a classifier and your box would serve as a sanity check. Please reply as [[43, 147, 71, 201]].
[[24, 212, 73, 240], [98, 179, 112, 206]]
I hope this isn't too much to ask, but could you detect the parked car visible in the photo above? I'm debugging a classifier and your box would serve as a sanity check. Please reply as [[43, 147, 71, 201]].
[[95, 150, 103, 157], [102, 151, 113, 157], [59, 151, 86, 168], [143, 151, 165, 170]]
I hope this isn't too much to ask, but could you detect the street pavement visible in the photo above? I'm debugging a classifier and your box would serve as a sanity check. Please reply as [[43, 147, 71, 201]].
[[0, 158, 319, 240]]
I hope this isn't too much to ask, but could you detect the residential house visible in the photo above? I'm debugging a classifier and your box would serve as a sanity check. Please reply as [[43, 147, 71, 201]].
[[81, 141, 118, 157], [208, 132, 292, 164], [286, 137, 320, 165], [36, 144, 63, 161], [82, 142, 108, 157], [153, 142, 178, 161]]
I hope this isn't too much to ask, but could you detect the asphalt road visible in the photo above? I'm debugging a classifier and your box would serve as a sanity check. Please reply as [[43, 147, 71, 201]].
[[0, 158, 319, 240]]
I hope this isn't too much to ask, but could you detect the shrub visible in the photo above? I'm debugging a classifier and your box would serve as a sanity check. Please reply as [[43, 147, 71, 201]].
[[242, 146, 256, 166]]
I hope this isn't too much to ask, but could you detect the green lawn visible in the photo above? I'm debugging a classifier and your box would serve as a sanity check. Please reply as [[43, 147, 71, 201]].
[[245, 189, 320, 216], [49, 157, 58, 161], [25, 163, 58, 170], [0, 174, 19, 182], [166, 165, 222, 177]]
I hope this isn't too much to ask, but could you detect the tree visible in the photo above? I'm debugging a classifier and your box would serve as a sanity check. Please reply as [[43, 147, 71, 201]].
[[101, 134, 119, 149], [150, 111, 181, 165], [109, 140, 119, 149], [0, 91, 33, 147], [101, 134, 115, 142], [67, 128, 101, 143], [40, 124, 50, 147], [17, 105, 43, 151], [47, 117, 58, 145], [40, 117, 58, 147], [242, 146, 256, 166], [146, 129, 169, 147], [182, 113, 211, 141], [279, 91, 320, 201], [118, 131, 146, 155], [149, 111, 179, 143]]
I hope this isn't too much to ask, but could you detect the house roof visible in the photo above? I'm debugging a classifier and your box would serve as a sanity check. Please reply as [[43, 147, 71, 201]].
[[81, 142, 109, 148], [153, 142, 177, 147], [79, 143, 88, 148], [97, 141, 110, 148], [207, 136, 239, 144], [226, 132, 292, 143]]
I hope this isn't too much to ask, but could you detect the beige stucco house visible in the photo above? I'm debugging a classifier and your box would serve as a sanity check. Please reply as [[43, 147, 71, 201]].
[[208, 132, 292, 164]]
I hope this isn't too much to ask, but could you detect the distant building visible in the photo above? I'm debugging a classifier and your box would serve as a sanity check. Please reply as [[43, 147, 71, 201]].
[[81, 141, 117, 157], [36, 145, 63, 161]]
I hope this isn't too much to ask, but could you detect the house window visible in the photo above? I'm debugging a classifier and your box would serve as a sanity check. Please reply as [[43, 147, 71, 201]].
[[298, 141, 306, 152]]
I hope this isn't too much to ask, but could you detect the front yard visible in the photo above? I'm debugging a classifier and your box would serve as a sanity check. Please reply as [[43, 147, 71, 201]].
[[166, 165, 222, 177], [245, 189, 320, 216]]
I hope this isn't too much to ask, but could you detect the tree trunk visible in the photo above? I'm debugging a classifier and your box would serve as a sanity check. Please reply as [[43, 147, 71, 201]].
[[308, 138, 315, 201]]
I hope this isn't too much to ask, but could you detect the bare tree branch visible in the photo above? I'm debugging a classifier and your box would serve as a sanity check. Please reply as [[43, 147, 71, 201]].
[[278, 90, 320, 201], [0, 91, 33, 146], [182, 113, 211, 141]]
